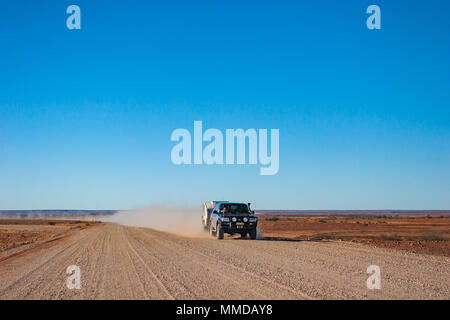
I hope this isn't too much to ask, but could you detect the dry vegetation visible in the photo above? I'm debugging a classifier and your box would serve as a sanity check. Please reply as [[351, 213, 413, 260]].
[[258, 215, 450, 257], [0, 219, 101, 258]]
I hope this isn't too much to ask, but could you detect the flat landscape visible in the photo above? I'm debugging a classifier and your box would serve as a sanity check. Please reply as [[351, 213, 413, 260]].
[[0, 218, 449, 300], [259, 215, 450, 257], [0, 219, 101, 262]]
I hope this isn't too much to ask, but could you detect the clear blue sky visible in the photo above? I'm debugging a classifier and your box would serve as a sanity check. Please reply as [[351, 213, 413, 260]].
[[1, 0, 449, 210]]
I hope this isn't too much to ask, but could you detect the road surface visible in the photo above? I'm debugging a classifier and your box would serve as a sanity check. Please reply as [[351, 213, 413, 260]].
[[0, 223, 449, 299]]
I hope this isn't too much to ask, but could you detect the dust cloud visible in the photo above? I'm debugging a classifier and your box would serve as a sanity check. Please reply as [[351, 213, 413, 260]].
[[105, 205, 209, 238], [256, 227, 264, 240]]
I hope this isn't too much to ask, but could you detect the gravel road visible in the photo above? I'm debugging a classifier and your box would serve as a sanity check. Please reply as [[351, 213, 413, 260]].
[[0, 223, 448, 299]]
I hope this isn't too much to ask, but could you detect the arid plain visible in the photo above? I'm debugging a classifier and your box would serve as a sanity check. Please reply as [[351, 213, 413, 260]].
[[0, 215, 449, 299]]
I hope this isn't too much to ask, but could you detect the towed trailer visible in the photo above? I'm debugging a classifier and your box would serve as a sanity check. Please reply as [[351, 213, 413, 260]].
[[202, 201, 228, 230]]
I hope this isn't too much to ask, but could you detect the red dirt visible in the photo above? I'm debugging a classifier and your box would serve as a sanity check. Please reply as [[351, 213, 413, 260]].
[[258, 215, 450, 257], [0, 219, 100, 253]]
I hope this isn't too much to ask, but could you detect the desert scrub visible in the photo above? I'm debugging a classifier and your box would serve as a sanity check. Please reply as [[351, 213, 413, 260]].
[[380, 233, 402, 241], [420, 231, 446, 241]]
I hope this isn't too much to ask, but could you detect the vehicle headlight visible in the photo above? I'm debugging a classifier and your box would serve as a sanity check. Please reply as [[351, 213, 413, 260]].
[[232, 217, 237, 222], [249, 217, 257, 222], [221, 217, 230, 222], [243, 217, 248, 222]]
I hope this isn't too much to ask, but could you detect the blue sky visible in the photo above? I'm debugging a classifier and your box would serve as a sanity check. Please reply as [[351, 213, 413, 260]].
[[1, 0, 449, 210]]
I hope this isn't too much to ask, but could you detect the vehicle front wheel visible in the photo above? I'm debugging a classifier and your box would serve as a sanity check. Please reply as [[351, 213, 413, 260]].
[[249, 229, 257, 240], [216, 224, 224, 240]]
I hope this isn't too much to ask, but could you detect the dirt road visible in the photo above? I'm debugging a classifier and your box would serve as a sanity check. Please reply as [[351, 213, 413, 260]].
[[0, 223, 448, 299]]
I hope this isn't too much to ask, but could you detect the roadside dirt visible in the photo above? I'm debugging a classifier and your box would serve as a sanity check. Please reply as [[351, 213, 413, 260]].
[[258, 215, 450, 257], [0, 219, 101, 262], [0, 223, 448, 299]]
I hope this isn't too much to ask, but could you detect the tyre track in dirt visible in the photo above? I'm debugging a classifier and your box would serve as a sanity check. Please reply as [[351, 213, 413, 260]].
[[130, 227, 312, 299], [0, 223, 448, 299]]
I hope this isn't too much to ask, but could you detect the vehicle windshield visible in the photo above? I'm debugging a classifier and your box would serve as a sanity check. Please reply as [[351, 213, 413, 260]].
[[220, 203, 250, 215]]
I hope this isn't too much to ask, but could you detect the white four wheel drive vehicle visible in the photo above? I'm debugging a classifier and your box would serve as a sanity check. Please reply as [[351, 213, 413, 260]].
[[202, 201, 258, 240]]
